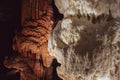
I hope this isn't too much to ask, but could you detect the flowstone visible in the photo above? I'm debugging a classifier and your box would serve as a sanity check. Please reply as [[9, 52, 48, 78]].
[[48, 0, 120, 80]]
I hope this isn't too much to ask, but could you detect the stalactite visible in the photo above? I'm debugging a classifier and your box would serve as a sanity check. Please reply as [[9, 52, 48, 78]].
[[38, 0, 40, 18], [28, 0, 30, 19], [30, 0, 32, 19], [40, 0, 45, 16], [34, 0, 36, 19], [31, 0, 34, 19], [36, 0, 39, 19], [39, 0, 41, 17], [26, 0, 31, 20], [44, 0, 47, 13]]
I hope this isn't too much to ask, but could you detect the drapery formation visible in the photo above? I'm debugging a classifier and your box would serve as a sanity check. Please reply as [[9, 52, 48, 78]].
[[22, 0, 53, 25], [28, 0, 52, 19], [4, 0, 62, 80]]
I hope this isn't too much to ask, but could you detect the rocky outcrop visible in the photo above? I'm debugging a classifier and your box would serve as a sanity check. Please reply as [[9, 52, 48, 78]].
[[48, 0, 120, 80]]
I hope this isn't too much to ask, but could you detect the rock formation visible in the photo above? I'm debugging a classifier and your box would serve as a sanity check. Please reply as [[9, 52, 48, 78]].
[[48, 0, 120, 80], [4, 0, 62, 80], [3, 0, 120, 80]]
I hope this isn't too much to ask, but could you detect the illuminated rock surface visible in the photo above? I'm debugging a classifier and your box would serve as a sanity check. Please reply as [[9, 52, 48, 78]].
[[4, 0, 62, 80], [48, 0, 120, 80]]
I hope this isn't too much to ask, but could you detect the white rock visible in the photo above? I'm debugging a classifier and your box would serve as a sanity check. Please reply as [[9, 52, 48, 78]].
[[54, 0, 120, 18], [48, 0, 120, 80]]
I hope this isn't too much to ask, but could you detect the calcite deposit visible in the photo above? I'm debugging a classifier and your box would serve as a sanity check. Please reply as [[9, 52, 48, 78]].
[[48, 0, 120, 80], [4, 0, 62, 80]]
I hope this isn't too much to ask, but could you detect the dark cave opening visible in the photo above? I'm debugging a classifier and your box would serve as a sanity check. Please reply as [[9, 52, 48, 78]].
[[0, 0, 21, 79]]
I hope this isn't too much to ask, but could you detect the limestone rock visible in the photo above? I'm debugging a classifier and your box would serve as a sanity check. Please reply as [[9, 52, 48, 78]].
[[48, 0, 120, 80], [54, 0, 120, 18]]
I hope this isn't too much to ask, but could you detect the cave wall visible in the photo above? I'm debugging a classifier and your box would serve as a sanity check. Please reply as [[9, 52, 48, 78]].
[[2, 0, 62, 80], [2, 0, 119, 80]]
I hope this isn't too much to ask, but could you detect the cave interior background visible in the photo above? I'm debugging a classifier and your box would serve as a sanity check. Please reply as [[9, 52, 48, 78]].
[[0, 0, 21, 79]]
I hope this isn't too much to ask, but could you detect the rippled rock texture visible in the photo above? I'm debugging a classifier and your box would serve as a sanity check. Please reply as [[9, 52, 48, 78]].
[[4, 0, 62, 80], [48, 0, 120, 80]]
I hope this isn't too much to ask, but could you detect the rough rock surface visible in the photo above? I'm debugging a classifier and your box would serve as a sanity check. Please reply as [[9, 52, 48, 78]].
[[4, 0, 62, 80], [48, 0, 120, 80]]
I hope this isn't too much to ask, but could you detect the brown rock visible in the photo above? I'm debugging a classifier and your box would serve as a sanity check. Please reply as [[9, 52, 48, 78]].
[[4, 0, 62, 80]]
